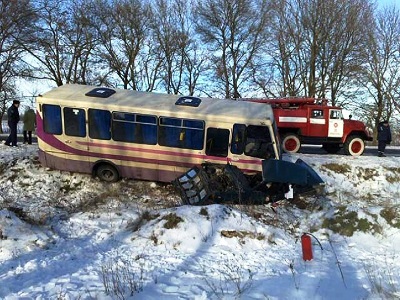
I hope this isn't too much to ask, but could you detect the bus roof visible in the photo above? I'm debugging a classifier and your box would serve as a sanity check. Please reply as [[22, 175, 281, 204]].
[[38, 84, 275, 124]]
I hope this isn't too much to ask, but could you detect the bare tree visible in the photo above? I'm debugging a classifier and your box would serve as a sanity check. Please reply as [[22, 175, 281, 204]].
[[91, 0, 158, 90], [357, 5, 400, 135], [150, 0, 187, 94], [0, 0, 36, 133], [149, 0, 209, 96], [20, 0, 98, 86], [193, 0, 272, 98], [264, 0, 373, 103]]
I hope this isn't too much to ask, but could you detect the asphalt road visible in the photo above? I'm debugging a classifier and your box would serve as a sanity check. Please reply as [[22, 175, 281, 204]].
[[299, 144, 400, 157], [1, 134, 398, 157]]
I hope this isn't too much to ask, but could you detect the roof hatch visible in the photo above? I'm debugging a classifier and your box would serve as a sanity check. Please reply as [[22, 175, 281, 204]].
[[85, 87, 116, 98], [175, 96, 201, 107]]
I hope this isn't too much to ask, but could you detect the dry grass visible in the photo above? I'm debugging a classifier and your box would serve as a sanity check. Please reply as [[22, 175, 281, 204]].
[[162, 213, 184, 229], [320, 163, 351, 175]]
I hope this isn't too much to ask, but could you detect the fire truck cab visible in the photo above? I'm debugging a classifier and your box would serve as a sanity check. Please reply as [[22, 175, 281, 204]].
[[243, 97, 373, 156]]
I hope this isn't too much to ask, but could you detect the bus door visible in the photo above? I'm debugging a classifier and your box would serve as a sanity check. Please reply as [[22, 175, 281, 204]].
[[62, 107, 90, 165], [328, 109, 344, 138], [40, 104, 89, 170]]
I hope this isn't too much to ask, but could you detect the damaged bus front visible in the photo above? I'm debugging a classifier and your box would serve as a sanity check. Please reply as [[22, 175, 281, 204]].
[[174, 117, 324, 206]]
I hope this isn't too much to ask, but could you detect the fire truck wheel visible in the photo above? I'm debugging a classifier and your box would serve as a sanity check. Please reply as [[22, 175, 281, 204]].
[[282, 134, 301, 153], [344, 136, 365, 156]]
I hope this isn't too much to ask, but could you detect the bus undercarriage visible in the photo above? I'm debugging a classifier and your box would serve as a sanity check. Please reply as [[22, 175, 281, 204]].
[[173, 159, 324, 205]]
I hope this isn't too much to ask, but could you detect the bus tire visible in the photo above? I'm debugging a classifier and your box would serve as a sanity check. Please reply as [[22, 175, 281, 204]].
[[282, 134, 301, 153], [344, 135, 365, 156], [96, 164, 120, 182]]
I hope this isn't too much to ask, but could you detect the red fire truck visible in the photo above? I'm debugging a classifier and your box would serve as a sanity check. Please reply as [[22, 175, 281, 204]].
[[243, 97, 373, 156]]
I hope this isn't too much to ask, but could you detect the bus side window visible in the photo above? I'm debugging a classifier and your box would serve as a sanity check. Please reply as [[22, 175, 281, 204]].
[[64, 107, 86, 137], [244, 125, 274, 159], [88, 109, 111, 140], [136, 114, 157, 145], [183, 119, 204, 150], [112, 112, 136, 143], [231, 124, 246, 154], [43, 104, 62, 135], [206, 128, 229, 157], [159, 117, 204, 150]]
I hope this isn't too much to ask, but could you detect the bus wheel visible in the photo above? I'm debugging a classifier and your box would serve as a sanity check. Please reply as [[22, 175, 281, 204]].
[[96, 164, 120, 182], [344, 135, 365, 156], [282, 134, 301, 153]]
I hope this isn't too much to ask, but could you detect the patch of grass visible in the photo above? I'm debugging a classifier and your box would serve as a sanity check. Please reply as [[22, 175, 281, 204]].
[[199, 207, 209, 219], [60, 181, 83, 193], [383, 167, 400, 173], [357, 167, 378, 181], [386, 174, 400, 184], [322, 206, 382, 236], [220, 230, 265, 241], [126, 211, 160, 232], [380, 207, 400, 228], [320, 163, 351, 175], [162, 213, 184, 229], [7, 206, 48, 225]]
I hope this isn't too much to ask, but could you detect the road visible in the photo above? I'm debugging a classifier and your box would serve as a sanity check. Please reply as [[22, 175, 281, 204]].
[[1, 134, 398, 157], [299, 144, 400, 157]]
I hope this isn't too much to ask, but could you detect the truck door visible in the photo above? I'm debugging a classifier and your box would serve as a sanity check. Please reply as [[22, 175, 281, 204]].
[[308, 108, 327, 137], [328, 109, 344, 138]]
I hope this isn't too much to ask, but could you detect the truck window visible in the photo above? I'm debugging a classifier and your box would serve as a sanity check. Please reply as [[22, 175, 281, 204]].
[[311, 109, 324, 118], [330, 110, 342, 119]]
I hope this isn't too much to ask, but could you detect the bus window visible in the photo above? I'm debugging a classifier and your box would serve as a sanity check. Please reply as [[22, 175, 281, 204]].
[[64, 107, 86, 137], [112, 112, 157, 144], [231, 124, 246, 154], [43, 104, 62, 135], [88, 109, 111, 140], [244, 125, 274, 159], [206, 128, 229, 157], [158, 117, 204, 150]]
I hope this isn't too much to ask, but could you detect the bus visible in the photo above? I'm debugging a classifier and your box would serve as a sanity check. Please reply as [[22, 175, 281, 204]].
[[35, 84, 282, 184]]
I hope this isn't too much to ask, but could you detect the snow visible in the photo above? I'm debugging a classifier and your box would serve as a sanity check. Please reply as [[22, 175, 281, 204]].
[[0, 143, 399, 299]]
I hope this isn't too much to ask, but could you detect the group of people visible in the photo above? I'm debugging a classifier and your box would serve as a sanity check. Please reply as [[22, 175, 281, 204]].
[[4, 100, 36, 147]]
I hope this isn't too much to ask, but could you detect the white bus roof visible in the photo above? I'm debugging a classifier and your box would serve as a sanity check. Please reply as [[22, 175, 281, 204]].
[[38, 84, 275, 124]]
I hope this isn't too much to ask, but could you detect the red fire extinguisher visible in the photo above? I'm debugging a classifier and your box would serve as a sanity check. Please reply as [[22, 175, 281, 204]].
[[301, 233, 313, 261]]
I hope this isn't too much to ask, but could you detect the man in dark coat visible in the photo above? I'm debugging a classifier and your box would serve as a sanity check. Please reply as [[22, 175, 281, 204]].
[[377, 120, 391, 157], [5, 100, 20, 147]]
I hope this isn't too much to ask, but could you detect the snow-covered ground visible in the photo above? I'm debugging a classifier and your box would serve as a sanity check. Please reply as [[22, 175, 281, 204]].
[[0, 143, 399, 299]]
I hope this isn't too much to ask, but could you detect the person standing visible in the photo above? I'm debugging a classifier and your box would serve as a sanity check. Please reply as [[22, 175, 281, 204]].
[[23, 107, 36, 144], [377, 120, 391, 157], [5, 100, 20, 147]]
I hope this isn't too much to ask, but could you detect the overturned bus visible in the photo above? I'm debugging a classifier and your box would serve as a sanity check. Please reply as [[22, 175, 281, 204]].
[[36, 84, 323, 205]]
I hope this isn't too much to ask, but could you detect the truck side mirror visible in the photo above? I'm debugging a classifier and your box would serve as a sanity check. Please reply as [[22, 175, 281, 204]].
[[349, 114, 352, 120]]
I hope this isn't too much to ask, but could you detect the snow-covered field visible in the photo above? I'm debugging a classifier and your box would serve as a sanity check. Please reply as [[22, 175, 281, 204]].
[[0, 143, 399, 299]]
